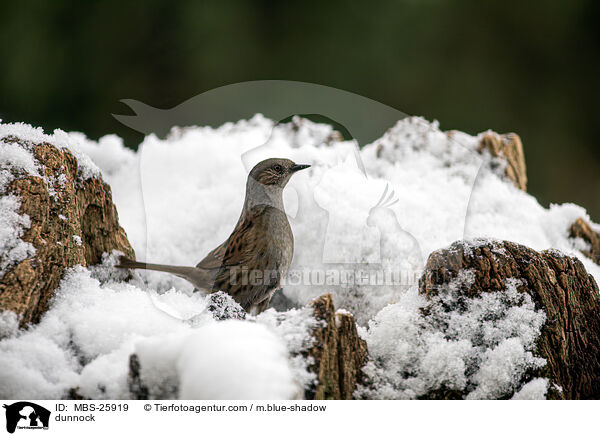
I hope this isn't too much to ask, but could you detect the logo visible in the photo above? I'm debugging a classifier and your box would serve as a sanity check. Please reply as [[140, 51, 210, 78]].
[[3, 402, 50, 434]]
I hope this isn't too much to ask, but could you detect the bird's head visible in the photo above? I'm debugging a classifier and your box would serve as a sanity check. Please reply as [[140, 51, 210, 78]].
[[249, 158, 311, 188]]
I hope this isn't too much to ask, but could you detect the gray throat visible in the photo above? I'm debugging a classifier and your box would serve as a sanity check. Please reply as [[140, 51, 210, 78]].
[[243, 177, 285, 213]]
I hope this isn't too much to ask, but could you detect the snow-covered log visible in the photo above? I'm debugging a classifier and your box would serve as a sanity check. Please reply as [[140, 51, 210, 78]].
[[0, 132, 134, 326], [420, 240, 600, 399]]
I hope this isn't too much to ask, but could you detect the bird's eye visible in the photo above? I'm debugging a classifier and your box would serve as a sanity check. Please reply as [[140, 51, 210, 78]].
[[273, 165, 283, 174]]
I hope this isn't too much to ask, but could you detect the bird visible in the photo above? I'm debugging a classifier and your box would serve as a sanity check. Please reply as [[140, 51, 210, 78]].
[[117, 158, 311, 315]]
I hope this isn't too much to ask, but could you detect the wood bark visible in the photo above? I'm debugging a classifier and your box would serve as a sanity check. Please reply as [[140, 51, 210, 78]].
[[478, 132, 527, 191], [570, 217, 600, 266], [304, 294, 368, 400], [0, 137, 134, 326], [375, 125, 528, 193]]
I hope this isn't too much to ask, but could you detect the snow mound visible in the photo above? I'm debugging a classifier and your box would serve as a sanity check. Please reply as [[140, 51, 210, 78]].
[[0, 115, 598, 399], [177, 321, 299, 400], [356, 276, 547, 399], [0, 267, 308, 399]]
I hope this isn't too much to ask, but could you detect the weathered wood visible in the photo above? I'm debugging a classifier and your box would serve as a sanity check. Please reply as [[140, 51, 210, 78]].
[[0, 137, 134, 326], [478, 132, 527, 191], [570, 217, 600, 266], [305, 294, 368, 400]]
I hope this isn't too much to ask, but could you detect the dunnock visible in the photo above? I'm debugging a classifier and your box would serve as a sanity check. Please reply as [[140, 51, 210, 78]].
[[118, 158, 310, 315]]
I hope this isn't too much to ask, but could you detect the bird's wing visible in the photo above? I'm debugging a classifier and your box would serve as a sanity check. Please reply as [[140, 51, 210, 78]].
[[195, 214, 259, 270], [196, 240, 228, 269]]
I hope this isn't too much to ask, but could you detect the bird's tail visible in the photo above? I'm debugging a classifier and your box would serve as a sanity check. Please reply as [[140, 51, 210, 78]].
[[117, 256, 213, 288]]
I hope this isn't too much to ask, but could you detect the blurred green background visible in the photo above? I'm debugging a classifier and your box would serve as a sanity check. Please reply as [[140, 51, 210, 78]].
[[1, 0, 598, 220]]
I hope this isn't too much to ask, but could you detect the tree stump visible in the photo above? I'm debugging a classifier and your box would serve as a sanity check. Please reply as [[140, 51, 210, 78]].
[[0, 136, 134, 326], [420, 240, 600, 399], [304, 294, 368, 400]]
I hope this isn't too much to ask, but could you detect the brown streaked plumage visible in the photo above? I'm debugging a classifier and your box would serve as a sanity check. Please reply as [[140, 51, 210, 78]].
[[117, 158, 310, 315]]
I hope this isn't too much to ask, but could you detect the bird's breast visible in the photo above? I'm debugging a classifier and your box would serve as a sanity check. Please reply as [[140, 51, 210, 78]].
[[261, 209, 294, 272]]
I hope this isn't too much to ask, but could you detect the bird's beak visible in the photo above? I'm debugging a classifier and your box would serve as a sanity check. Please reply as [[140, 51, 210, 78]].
[[290, 164, 311, 172]]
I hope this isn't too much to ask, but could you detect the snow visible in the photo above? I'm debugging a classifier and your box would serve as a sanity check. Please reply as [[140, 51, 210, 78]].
[[355, 276, 546, 399], [0, 115, 599, 399], [0, 123, 107, 277], [0, 267, 302, 399], [0, 139, 39, 276], [511, 378, 550, 400], [0, 122, 100, 179], [0, 195, 35, 275], [0, 141, 40, 191], [0, 311, 19, 340], [257, 307, 319, 390], [177, 321, 299, 400]]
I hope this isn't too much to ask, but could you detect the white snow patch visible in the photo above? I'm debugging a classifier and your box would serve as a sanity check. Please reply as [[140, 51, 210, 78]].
[[511, 378, 549, 400], [356, 277, 547, 399], [0, 195, 35, 275], [0, 141, 40, 190], [257, 307, 318, 390], [0, 311, 19, 340], [0, 122, 100, 179], [178, 321, 299, 400]]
